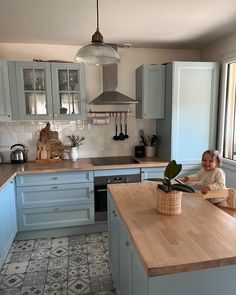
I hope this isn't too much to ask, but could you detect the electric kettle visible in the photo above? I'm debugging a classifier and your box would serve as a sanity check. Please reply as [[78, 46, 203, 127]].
[[10, 144, 28, 164]]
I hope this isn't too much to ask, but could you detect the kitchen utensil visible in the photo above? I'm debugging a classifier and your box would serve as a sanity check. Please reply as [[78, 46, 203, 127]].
[[139, 129, 147, 145], [10, 144, 28, 164], [151, 135, 158, 146], [113, 114, 120, 140], [124, 113, 129, 139], [118, 114, 125, 140]]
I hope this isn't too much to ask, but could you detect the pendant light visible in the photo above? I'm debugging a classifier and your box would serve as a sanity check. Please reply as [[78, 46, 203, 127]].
[[74, 0, 120, 65]]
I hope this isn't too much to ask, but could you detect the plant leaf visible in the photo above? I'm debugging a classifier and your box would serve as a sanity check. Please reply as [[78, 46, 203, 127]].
[[145, 178, 163, 182], [171, 183, 195, 193], [158, 184, 171, 192], [164, 160, 182, 180]]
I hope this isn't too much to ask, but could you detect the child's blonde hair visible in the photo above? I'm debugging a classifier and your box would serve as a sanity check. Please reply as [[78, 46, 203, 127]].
[[202, 150, 222, 167]]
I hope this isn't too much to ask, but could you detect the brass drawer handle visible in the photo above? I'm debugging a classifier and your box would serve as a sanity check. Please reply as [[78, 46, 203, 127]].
[[52, 177, 58, 180], [52, 186, 58, 189], [53, 208, 59, 212]]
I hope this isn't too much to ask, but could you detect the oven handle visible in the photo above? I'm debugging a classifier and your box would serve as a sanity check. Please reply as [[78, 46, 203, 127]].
[[96, 188, 107, 193]]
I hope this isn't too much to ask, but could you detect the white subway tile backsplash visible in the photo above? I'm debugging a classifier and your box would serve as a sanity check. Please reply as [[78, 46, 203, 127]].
[[0, 118, 156, 162]]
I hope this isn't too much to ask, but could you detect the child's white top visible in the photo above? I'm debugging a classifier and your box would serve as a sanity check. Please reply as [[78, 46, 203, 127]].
[[188, 168, 226, 203]]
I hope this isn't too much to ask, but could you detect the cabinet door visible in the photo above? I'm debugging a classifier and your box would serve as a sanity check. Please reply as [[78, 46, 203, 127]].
[[15, 61, 53, 120], [0, 181, 17, 267], [157, 61, 219, 164], [119, 217, 132, 295], [0, 61, 12, 121], [108, 195, 120, 291], [51, 62, 86, 120], [136, 64, 165, 119], [141, 167, 165, 181]]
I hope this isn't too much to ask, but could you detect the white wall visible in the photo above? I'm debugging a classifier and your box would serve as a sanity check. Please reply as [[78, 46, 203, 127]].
[[201, 31, 236, 62], [0, 43, 200, 162]]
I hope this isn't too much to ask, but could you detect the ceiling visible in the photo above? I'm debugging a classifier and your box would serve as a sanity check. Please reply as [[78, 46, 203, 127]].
[[1, 0, 236, 49]]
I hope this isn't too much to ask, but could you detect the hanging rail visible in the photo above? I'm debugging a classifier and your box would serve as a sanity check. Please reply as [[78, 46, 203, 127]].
[[88, 109, 131, 117]]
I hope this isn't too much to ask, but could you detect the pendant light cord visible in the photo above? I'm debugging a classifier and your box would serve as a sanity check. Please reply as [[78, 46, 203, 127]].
[[96, 0, 99, 31]]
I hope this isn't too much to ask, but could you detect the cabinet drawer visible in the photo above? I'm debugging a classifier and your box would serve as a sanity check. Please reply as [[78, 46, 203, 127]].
[[16, 183, 94, 209], [17, 204, 94, 231], [16, 171, 93, 186]]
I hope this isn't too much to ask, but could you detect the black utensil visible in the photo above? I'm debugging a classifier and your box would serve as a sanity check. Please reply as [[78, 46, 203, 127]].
[[119, 114, 125, 140], [124, 113, 129, 139], [113, 114, 120, 140]]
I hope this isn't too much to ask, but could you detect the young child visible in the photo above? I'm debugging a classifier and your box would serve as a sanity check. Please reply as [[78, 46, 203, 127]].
[[183, 150, 226, 204]]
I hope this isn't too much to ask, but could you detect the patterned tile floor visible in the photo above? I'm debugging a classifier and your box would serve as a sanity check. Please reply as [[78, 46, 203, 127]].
[[0, 232, 115, 295]]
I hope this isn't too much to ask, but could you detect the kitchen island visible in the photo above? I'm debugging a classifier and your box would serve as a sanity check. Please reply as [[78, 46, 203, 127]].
[[108, 181, 236, 295]]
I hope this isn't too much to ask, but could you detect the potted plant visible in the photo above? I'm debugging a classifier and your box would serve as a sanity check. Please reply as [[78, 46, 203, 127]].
[[146, 160, 194, 215], [68, 135, 85, 161]]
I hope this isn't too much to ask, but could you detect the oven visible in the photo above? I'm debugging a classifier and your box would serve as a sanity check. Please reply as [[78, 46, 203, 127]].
[[94, 173, 141, 222], [92, 156, 141, 222]]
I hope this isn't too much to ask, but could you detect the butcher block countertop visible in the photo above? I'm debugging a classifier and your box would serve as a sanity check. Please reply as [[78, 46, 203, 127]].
[[0, 157, 167, 191], [108, 181, 236, 277]]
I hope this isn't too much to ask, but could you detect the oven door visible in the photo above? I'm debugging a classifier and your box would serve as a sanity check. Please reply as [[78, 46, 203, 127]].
[[94, 184, 108, 222]]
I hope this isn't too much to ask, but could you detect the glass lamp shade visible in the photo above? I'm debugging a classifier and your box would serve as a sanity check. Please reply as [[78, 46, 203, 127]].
[[74, 42, 120, 65]]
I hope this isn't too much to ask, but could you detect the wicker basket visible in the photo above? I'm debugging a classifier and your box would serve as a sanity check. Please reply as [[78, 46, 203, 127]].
[[156, 189, 182, 215]]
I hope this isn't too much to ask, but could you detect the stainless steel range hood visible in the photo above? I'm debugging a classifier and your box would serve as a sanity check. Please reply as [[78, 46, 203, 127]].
[[89, 46, 138, 105]]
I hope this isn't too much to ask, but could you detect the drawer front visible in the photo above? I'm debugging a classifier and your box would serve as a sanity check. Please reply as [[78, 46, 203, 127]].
[[16, 171, 93, 186], [17, 204, 94, 231], [16, 183, 94, 209]]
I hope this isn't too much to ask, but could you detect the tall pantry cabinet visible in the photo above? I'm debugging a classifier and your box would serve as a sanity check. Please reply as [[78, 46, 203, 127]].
[[157, 61, 220, 164]]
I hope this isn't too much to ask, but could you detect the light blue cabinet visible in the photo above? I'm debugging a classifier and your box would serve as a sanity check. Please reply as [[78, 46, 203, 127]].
[[141, 167, 165, 180], [108, 194, 147, 295], [0, 61, 12, 121], [51, 62, 86, 120], [16, 171, 94, 231], [0, 180, 17, 268], [157, 61, 219, 164], [12, 61, 86, 121], [136, 64, 165, 119], [108, 196, 120, 291], [141, 165, 200, 181]]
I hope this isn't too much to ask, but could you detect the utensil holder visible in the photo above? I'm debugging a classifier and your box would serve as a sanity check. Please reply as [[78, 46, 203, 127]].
[[145, 146, 156, 157]]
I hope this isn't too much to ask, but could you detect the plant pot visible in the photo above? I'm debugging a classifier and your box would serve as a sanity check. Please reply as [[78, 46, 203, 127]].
[[156, 188, 182, 215], [69, 147, 78, 161], [145, 146, 156, 157]]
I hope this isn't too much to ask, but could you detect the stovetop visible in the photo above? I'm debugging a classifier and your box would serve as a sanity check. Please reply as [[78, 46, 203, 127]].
[[92, 156, 139, 166]]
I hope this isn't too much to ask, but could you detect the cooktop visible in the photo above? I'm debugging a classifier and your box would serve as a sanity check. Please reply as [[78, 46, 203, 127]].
[[92, 156, 139, 166]]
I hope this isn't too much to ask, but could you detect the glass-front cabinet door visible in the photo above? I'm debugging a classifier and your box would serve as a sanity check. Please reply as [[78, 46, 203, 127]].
[[15, 62, 53, 120], [51, 63, 85, 120]]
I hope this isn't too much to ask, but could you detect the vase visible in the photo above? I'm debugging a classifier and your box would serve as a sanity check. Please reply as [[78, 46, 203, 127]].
[[145, 146, 156, 157], [156, 188, 182, 215], [69, 147, 78, 161]]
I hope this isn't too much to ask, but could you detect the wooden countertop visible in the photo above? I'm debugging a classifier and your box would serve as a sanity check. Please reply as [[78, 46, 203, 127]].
[[0, 157, 167, 191], [108, 182, 236, 277]]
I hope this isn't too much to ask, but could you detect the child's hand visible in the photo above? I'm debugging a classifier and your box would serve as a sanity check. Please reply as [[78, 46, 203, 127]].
[[201, 186, 210, 194]]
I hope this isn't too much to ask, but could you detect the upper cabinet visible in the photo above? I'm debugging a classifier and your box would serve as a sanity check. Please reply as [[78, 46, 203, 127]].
[[12, 61, 85, 121], [0, 61, 12, 121], [135, 64, 165, 119], [51, 63, 85, 120], [157, 61, 220, 164]]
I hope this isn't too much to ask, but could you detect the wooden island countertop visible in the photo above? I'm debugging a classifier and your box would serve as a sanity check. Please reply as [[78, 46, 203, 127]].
[[108, 181, 236, 277]]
